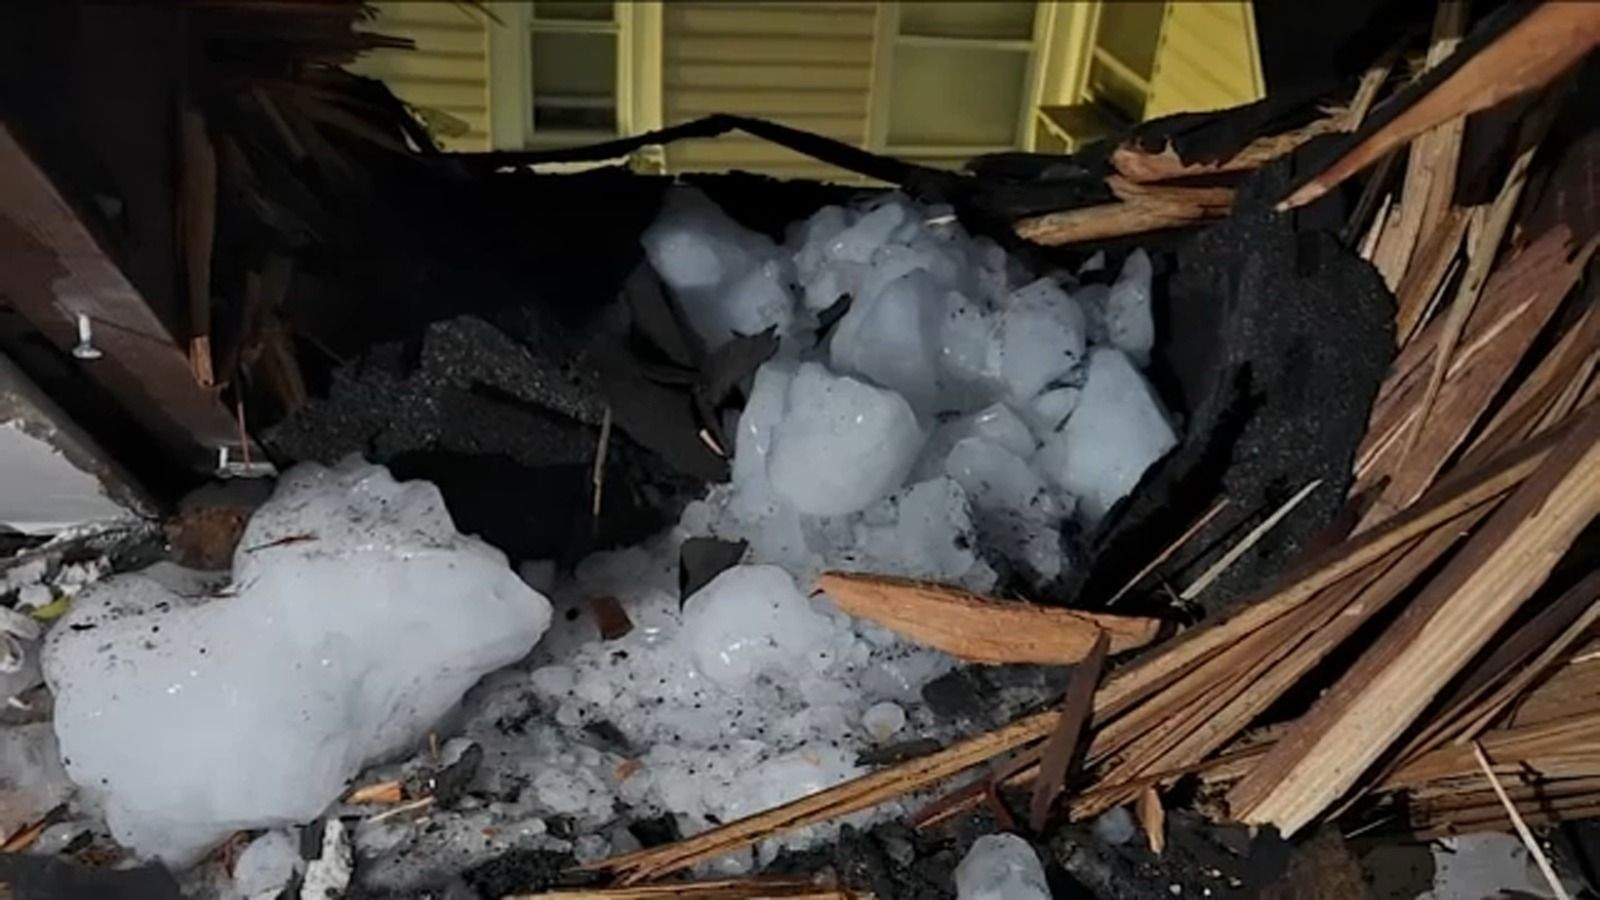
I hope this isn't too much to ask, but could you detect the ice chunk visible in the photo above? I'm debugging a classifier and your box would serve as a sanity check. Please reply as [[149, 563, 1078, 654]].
[[1093, 806, 1138, 845], [938, 292, 1003, 401], [642, 188, 797, 346], [996, 278, 1087, 403], [789, 205, 851, 269], [862, 701, 906, 740], [914, 403, 1034, 483], [1021, 386, 1081, 436], [767, 363, 924, 516], [828, 202, 906, 264], [234, 830, 302, 900], [869, 240, 963, 296], [301, 817, 352, 900], [829, 270, 944, 412], [1075, 282, 1111, 346], [717, 744, 863, 824], [43, 460, 551, 863], [959, 403, 1036, 457], [680, 565, 837, 689], [1424, 833, 1565, 900], [945, 438, 1066, 581], [955, 833, 1051, 900], [1036, 348, 1177, 525], [1105, 249, 1155, 365], [730, 360, 796, 517], [0, 723, 73, 839], [964, 235, 1013, 304], [850, 477, 996, 590]]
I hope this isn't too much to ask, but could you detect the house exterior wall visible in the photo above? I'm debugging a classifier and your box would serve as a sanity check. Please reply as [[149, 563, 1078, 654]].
[[1144, 1, 1264, 119], [661, 2, 878, 181], [348, 3, 490, 151], [345, 2, 1262, 175]]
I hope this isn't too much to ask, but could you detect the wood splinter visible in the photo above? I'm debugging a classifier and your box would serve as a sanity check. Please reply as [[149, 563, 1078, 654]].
[[816, 572, 1161, 665]]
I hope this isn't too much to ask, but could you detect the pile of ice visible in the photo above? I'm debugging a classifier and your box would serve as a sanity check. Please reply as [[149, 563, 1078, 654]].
[[351, 190, 1181, 882], [40, 460, 552, 863], [647, 186, 1177, 585], [16, 188, 1179, 886]]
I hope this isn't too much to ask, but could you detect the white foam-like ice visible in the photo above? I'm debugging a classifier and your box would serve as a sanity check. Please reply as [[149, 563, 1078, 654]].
[[955, 833, 1052, 900], [21, 195, 1178, 885], [767, 363, 925, 517], [1036, 347, 1178, 525], [642, 188, 799, 347], [829, 270, 945, 413], [42, 460, 552, 863], [1105, 248, 1155, 365], [996, 278, 1088, 404]]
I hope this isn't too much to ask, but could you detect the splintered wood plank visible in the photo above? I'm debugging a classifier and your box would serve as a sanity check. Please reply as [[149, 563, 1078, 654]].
[[1393, 206, 1469, 344], [591, 429, 1567, 880], [1386, 710, 1600, 788], [1230, 407, 1600, 836], [1465, 305, 1600, 466], [1013, 178, 1233, 246], [815, 573, 1159, 664], [1135, 788, 1166, 855], [1029, 631, 1109, 831], [1280, 2, 1600, 209], [1104, 420, 1565, 719], [178, 107, 218, 387], [1355, 228, 1594, 527], [1404, 97, 1559, 474], [1109, 113, 1346, 184], [1370, 1, 1467, 292], [0, 126, 245, 467]]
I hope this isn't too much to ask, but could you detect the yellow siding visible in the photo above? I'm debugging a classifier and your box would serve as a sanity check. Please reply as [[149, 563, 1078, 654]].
[[662, 1, 877, 181], [1143, 1, 1264, 119], [350, 2, 491, 150]]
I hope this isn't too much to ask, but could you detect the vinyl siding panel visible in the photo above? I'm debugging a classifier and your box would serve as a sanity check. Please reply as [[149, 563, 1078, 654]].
[[663, 2, 877, 182], [350, 2, 491, 150], [1144, 1, 1264, 119]]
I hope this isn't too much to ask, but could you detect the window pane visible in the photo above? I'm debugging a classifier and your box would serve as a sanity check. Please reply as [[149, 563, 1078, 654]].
[[532, 1, 613, 22], [1095, 1, 1166, 80], [887, 45, 1026, 147], [531, 31, 617, 135], [899, 2, 1035, 40]]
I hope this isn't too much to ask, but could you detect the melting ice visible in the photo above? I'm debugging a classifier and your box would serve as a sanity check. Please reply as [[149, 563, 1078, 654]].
[[29, 188, 1177, 885]]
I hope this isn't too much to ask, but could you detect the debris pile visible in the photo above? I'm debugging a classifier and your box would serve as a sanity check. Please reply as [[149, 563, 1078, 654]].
[[42, 460, 551, 863], [0, 1, 1595, 898], [571, 6, 1600, 896], [345, 189, 1174, 889]]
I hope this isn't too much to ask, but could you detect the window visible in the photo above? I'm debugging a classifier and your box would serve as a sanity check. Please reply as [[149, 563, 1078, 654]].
[[869, 2, 1049, 168], [489, 0, 659, 156]]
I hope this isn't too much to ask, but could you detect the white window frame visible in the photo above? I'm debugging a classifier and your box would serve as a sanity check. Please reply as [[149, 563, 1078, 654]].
[[866, 2, 1060, 159], [486, 1, 662, 155]]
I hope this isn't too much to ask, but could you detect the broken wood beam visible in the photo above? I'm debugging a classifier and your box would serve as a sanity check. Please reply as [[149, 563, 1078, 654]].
[[1280, 1, 1600, 209], [1229, 406, 1600, 836], [815, 573, 1159, 664], [1369, 0, 1468, 292], [0, 125, 249, 468], [1013, 178, 1234, 246], [1354, 227, 1595, 526]]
